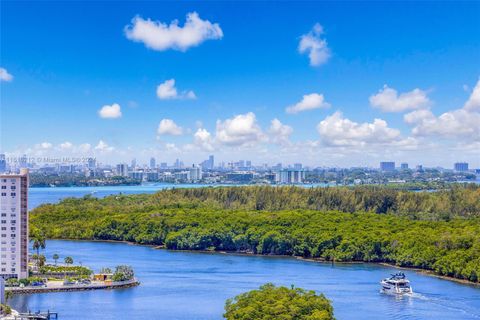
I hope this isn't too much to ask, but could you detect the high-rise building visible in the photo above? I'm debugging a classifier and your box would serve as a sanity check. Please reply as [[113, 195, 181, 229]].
[[293, 163, 303, 170], [116, 163, 129, 177], [276, 169, 305, 184], [400, 163, 409, 170], [189, 165, 203, 181], [1, 169, 29, 279], [454, 162, 469, 172], [150, 157, 156, 169], [246, 160, 252, 168], [0, 154, 6, 173], [380, 162, 395, 171], [87, 157, 96, 170], [131, 158, 137, 169]]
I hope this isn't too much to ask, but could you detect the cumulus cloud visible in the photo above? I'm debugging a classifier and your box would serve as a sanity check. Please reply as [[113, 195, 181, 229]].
[[94, 140, 114, 152], [298, 23, 330, 67], [215, 112, 265, 146], [404, 79, 480, 142], [156, 79, 196, 100], [98, 103, 122, 119], [36, 142, 53, 150], [59, 141, 73, 149], [286, 93, 330, 114], [464, 78, 480, 112], [157, 119, 183, 135], [124, 12, 223, 52], [269, 118, 293, 146], [193, 128, 214, 151], [0, 67, 13, 82], [405, 109, 480, 138], [369, 85, 430, 112], [317, 111, 401, 147]]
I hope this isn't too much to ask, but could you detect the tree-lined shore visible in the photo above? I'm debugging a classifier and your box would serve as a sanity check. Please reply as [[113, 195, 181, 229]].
[[30, 185, 480, 283]]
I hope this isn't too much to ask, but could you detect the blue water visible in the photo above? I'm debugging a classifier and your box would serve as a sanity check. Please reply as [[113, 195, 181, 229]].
[[13, 185, 480, 319], [27, 184, 223, 210], [10, 240, 480, 320]]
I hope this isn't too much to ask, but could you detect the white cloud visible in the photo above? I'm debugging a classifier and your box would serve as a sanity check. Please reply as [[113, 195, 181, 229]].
[[94, 140, 114, 152], [369, 85, 430, 112], [317, 111, 401, 147], [298, 23, 330, 67], [286, 93, 330, 114], [269, 119, 293, 146], [215, 112, 265, 146], [0, 67, 13, 82], [157, 119, 183, 135], [405, 109, 480, 139], [36, 142, 53, 150], [156, 79, 196, 100], [404, 79, 480, 142], [464, 78, 480, 112], [59, 141, 73, 150], [98, 103, 122, 119], [124, 12, 223, 52], [193, 128, 214, 151]]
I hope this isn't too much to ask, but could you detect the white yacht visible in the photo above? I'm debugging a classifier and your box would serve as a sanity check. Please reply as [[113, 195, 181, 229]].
[[380, 272, 413, 295]]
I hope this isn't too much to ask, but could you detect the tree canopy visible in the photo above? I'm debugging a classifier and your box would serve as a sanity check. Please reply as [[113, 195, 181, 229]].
[[224, 283, 335, 320]]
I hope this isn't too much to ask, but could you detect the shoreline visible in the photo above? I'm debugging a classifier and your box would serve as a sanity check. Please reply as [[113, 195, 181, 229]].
[[6, 278, 140, 295], [47, 238, 479, 288]]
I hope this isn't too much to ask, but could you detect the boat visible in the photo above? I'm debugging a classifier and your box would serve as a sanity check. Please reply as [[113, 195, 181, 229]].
[[380, 272, 413, 294]]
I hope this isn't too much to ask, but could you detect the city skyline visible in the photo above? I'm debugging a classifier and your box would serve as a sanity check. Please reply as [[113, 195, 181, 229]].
[[1, 2, 480, 167]]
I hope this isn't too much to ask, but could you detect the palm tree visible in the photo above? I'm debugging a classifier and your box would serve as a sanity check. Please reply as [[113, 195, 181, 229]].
[[52, 254, 59, 266], [31, 231, 46, 268], [64, 256, 73, 279]]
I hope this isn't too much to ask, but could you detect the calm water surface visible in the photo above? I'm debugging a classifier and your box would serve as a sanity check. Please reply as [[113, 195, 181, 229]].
[[12, 185, 480, 319], [10, 240, 480, 320]]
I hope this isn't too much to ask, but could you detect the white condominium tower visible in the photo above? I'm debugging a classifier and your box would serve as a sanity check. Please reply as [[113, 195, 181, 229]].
[[0, 169, 29, 279]]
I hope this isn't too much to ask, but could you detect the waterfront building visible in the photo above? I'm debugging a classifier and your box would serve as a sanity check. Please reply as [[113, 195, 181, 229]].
[[189, 165, 202, 181], [0, 169, 29, 280], [380, 162, 395, 172], [400, 163, 409, 170], [276, 169, 305, 184], [87, 157, 96, 170], [454, 162, 469, 172]]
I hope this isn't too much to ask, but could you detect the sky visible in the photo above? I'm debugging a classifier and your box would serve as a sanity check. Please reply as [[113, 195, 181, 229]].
[[1, 1, 480, 168]]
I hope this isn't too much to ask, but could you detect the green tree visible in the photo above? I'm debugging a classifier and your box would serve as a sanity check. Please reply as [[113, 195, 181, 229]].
[[31, 231, 46, 267], [52, 253, 59, 266], [224, 283, 335, 320], [64, 256, 74, 279]]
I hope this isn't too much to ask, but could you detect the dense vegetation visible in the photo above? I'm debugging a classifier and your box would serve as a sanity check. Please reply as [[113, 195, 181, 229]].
[[30, 173, 141, 187], [30, 186, 480, 283], [224, 283, 334, 320]]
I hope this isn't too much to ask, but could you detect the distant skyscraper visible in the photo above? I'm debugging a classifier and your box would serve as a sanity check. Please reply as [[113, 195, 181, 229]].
[[87, 157, 96, 170], [400, 163, 409, 170], [380, 162, 395, 171], [160, 162, 168, 169], [189, 165, 203, 181], [116, 164, 129, 177], [208, 155, 214, 169], [0, 169, 29, 279], [131, 158, 137, 169], [150, 157, 156, 169], [246, 160, 252, 168], [293, 163, 303, 170], [454, 162, 469, 172], [0, 154, 6, 173]]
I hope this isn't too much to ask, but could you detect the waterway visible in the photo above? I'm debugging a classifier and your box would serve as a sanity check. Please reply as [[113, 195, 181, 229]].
[[9, 240, 480, 320]]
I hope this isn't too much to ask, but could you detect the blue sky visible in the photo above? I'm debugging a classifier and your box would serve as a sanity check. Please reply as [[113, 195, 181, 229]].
[[1, 1, 479, 167]]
